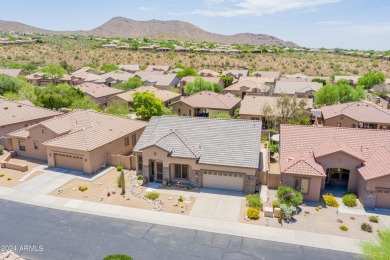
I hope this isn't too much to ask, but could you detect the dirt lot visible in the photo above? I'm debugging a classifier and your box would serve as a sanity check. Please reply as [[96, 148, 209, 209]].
[[50, 169, 196, 215], [239, 197, 385, 240], [0, 155, 44, 188]]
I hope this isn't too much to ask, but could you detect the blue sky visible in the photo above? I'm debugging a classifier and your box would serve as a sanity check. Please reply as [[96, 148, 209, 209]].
[[1, 0, 390, 50]]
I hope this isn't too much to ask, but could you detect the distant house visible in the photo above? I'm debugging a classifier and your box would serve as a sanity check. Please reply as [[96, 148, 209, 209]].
[[252, 71, 281, 80], [0, 69, 27, 77], [133, 116, 262, 193], [138, 45, 158, 51], [142, 75, 180, 90], [9, 110, 147, 174], [101, 44, 117, 48], [134, 70, 166, 79], [0, 99, 62, 140], [118, 64, 141, 73], [239, 95, 312, 127], [93, 72, 134, 87], [169, 68, 183, 74], [107, 86, 181, 109], [280, 124, 390, 208], [26, 72, 71, 86], [174, 46, 189, 53], [145, 65, 170, 72], [170, 91, 241, 117], [74, 83, 124, 107], [321, 101, 390, 129], [280, 73, 312, 82], [198, 69, 220, 77], [178, 76, 224, 95], [222, 80, 271, 98], [334, 76, 361, 87], [222, 70, 249, 79], [156, 47, 171, 52], [273, 81, 323, 98]]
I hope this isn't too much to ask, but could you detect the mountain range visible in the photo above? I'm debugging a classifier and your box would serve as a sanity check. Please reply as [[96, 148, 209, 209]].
[[0, 17, 297, 47]]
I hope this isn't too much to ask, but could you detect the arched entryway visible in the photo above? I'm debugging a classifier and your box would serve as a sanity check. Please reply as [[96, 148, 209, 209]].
[[325, 168, 350, 186]]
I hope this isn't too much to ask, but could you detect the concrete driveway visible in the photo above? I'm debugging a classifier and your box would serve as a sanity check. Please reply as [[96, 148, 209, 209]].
[[14, 166, 114, 194], [190, 188, 243, 222]]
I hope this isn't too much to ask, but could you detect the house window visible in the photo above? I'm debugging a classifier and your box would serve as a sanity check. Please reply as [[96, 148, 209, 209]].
[[294, 178, 310, 194], [178, 109, 181, 115], [174, 164, 188, 179], [41, 128, 45, 134], [33, 141, 38, 150], [124, 137, 130, 146], [18, 140, 26, 151], [138, 155, 143, 172], [352, 124, 356, 128], [132, 134, 136, 146], [251, 117, 260, 120], [189, 110, 192, 116]]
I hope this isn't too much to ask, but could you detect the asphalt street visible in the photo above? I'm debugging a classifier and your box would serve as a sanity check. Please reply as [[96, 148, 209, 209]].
[[0, 199, 360, 260]]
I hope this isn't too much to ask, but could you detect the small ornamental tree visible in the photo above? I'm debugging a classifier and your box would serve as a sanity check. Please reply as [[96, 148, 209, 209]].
[[115, 77, 143, 91], [133, 92, 164, 120], [358, 72, 385, 90]]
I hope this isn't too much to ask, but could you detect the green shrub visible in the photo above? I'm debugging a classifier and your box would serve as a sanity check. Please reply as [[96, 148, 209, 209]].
[[7, 177, 11, 181], [361, 223, 373, 233], [360, 228, 390, 260], [136, 174, 144, 180], [0, 145, 3, 155], [103, 254, 133, 260], [340, 225, 348, 231], [272, 200, 280, 209], [280, 204, 298, 222], [116, 165, 124, 171], [247, 207, 260, 220], [116, 175, 122, 188], [369, 216, 379, 223], [0, 174, 4, 177], [178, 195, 183, 202], [277, 185, 303, 207], [145, 191, 160, 200], [78, 185, 88, 191], [246, 194, 262, 209], [323, 193, 340, 207], [342, 193, 357, 207]]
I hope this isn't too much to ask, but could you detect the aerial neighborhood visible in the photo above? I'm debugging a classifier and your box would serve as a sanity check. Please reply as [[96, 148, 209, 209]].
[[0, 24, 390, 259]]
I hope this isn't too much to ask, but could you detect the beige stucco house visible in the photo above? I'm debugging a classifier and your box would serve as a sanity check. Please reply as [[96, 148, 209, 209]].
[[170, 91, 241, 117], [107, 86, 181, 109], [134, 116, 262, 194], [321, 101, 390, 129], [222, 79, 272, 98], [8, 110, 147, 174], [273, 81, 323, 98], [75, 82, 124, 107], [280, 124, 390, 208]]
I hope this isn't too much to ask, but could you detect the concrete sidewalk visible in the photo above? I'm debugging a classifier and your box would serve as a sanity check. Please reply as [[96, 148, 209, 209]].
[[0, 186, 362, 254]]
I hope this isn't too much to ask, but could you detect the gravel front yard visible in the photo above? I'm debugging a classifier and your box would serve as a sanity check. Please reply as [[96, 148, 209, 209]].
[[239, 189, 386, 240], [50, 169, 196, 215]]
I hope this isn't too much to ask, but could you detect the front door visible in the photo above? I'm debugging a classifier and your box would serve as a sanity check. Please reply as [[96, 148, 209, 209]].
[[156, 162, 163, 181], [150, 161, 155, 181]]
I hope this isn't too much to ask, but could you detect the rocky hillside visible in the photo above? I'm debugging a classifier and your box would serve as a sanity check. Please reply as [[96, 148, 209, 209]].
[[0, 17, 297, 47]]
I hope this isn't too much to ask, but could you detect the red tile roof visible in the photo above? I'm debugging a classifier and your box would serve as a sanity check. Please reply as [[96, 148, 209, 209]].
[[358, 147, 390, 180]]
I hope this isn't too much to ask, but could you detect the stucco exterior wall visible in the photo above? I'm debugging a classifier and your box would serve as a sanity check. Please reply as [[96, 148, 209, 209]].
[[324, 115, 390, 129], [106, 96, 129, 109], [282, 174, 323, 201], [366, 175, 390, 191], [11, 126, 59, 161], [171, 101, 237, 117], [315, 152, 362, 192]]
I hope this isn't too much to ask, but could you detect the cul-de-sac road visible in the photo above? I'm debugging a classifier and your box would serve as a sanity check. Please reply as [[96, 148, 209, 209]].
[[0, 199, 359, 260]]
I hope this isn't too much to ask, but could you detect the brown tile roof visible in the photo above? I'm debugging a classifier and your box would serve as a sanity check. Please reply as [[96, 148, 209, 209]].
[[239, 96, 313, 117], [280, 73, 312, 82], [109, 86, 181, 103], [0, 69, 26, 77], [175, 91, 241, 110], [180, 76, 222, 85], [280, 124, 390, 178], [358, 147, 390, 180], [223, 80, 271, 94], [274, 81, 323, 95], [42, 111, 147, 151], [222, 70, 249, 77], [75, 82, 124, 98], [334, 76, 361, 84], [282, 152, 325, 177], [142, 75, 179, 87], [0, 99, 62, 127], [146, 65, 170, 71], [238, 77, 275, 84], [198, 69, 220, 77], [321, 101, 390, 124], [252, 71, 280, 79], [134, 71, 166, 79], [312, 137, 365, 161], [118, 64, 140, 71]]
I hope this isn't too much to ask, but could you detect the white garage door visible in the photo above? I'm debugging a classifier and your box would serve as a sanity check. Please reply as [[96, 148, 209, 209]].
[[203, 172, 244, 191], [54, 153, 84, 172], [376, 188, 390, 208]]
